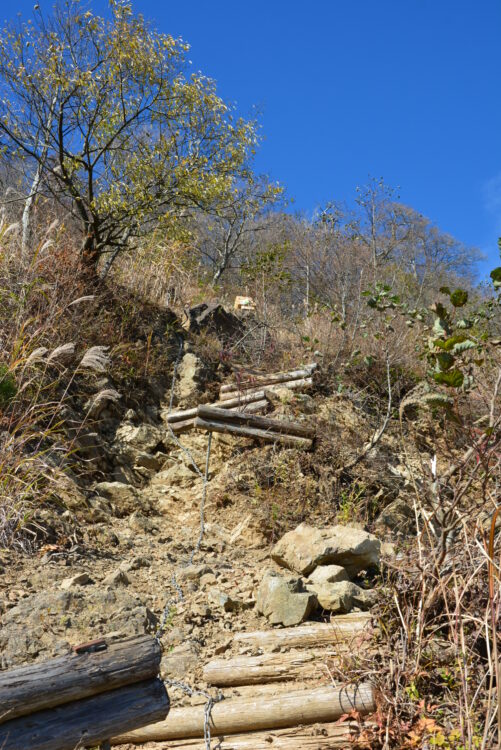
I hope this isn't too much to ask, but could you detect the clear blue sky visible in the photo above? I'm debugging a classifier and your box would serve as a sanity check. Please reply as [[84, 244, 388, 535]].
[[9, 0, 501, 275]]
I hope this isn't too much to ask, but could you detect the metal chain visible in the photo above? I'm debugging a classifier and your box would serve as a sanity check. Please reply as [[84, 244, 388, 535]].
[[155, 334, 219, 749]]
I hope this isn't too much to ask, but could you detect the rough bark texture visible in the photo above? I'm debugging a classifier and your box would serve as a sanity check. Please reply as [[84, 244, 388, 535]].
[[220, 365, 317, 395], [0, 634, 161, 723], [203, 650, 334, 686], [0, 678, 169, 750]]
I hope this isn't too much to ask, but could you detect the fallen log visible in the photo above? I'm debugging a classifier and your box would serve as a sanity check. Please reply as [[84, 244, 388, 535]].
[[112, 684, 374, 744], [220, 365, 317, 395], [218, 377, 312, 402], [118, 720, 363, 748], [0, 634, 161, 724], [194, 417, 313, 449], [0, 678, 169, 750], [197, 405, 315, 439], [203, 650, 331, 686], [233, 614, 372, 651]]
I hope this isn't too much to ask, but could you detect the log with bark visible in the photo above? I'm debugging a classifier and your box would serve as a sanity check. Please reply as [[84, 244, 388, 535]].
[[233, 614, 372, 651], [166, 390, 269, 424], [0, 634, 161, 724], [111, 684, 374, 744], [0, 678, 169, 750], [194, 417, 313, 449], [117, 720, 364, 749], [169, 399, 270, 433], [197, 405, 315, 439]]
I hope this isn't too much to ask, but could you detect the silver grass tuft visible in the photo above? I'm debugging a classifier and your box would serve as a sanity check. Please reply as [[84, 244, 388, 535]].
[[79, 346, 111, 374]]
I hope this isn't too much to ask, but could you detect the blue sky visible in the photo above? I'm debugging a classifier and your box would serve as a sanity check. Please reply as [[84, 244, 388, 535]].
[[8, 0, 501, 275]]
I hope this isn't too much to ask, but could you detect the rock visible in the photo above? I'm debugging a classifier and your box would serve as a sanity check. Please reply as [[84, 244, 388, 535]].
[[60, 573, 93, 590], [161, 644, 199, 680], [187, 303, 244, 341], [377, 496, 416, 534], [120, 556, 151, 572], [114, 422, 165, 455], [128, 511, 158, 533], [307, 564, 349, 585], [178, 564, 214, 581], [256, 570, 317, 627], [208, 589, 250, 613], [93, 482, 140, 516], [103, 569, 130, 587], [171, 351, 210, 404], [307, 580, 377, 614], [271, 523, 380, 578], [150, 462, 197, 490]]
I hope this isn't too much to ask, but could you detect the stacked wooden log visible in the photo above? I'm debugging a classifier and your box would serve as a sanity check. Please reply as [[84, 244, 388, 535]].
[[194, 405, 315, 449], [166, 363, 316, 434], [0, 635, 169, 750], [112, 614, 375, 747]]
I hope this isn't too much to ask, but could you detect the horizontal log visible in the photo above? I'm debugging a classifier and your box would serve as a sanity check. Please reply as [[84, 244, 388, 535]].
[[220, 365, 317, 395], [0, 678, 168, 750], [197, 405, 315, 439], [118, 720, 363, 749], [203, 650, 332, 687], [0, 634, 161, 724], [219, 377, 312, 402], [194, 417, 313, 449], [166, 390, 268, 424], [227, 399, 269, 414], [169, 417, 196, 433], [233, 614, 372, 651], [112, 684, 374, 743]]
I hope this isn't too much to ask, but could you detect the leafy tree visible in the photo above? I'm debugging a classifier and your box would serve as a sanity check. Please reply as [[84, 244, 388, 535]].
[[0, 0, 259, 276]]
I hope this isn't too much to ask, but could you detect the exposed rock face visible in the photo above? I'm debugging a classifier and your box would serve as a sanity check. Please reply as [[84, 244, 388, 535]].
[[187, 303, 244, 341], [93, 481, 141, 517], [307, 564, 349, 586], [307, 580, 377, 614], [174, 351, 208, 404], [256, 570, 317, 627], [271, 523, 381, 578]]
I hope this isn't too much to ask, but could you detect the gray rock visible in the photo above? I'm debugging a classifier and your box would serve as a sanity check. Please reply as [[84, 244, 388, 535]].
[[60, 573, 93, 590], [103, 569, 130, 587], [208, 589, 250, 613], [161, 643, 199, 680], [119, 556, 151, 572], [307, 564, 349, 586], [307, 580, 377, 614], [256, 570, 317, 627], [271, 523, 380, 578]]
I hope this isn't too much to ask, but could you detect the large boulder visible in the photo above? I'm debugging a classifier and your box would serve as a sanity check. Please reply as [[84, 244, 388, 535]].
[[93, 481, 140, 516], [307, 564, 349, 586], [271, 523, 380, 578], [256, 570, 317, 627]]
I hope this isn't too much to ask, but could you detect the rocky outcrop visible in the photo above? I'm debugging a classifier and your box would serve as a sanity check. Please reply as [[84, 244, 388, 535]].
[[306, 580, 377, 614], [271, 523, 381, 578]]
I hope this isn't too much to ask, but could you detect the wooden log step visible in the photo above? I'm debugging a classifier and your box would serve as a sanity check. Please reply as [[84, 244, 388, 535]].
[[111, 684, 375, 744], [218, 377, 313, 402], [168, 400, 269, 433], [0, 678, 169, 750], [220, 364, 317, 395], [194, 417, 313, 449], [233, 613, 372, 651], [166, 390, 269, 424], [203, 650, 334, 687], [197, 405, 315, 439], [0, 634, 161, 724], [119, 720, 363, 748]]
